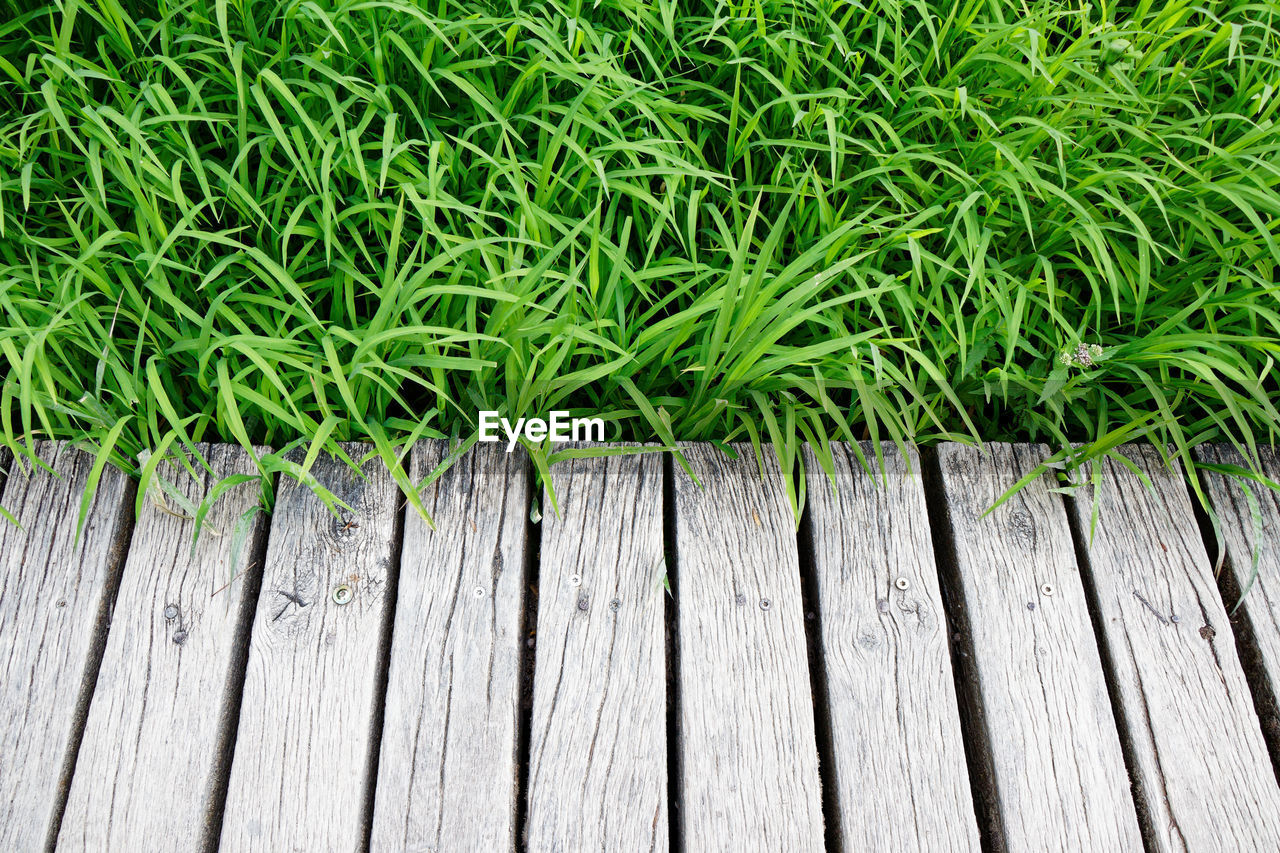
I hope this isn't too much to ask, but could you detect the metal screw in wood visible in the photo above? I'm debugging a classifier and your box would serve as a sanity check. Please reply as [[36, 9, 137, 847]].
[[473, 586, 485, 599], [163, 604, 179, 620], [332, 584, 354, 605], [568, 573, 582, 587], [759, 598, 771, 611], [895, 577, 910, 590], [1040, 583, 1055, 597]]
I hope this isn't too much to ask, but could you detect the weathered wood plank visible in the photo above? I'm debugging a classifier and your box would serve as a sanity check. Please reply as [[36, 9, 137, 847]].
[[672, 443, 823, 851], [1070, 445, 1280, 850], [1195, 443, 1280, 758], [934, 443, 1142, 851], [526, 447, 667, 851], [56, 444, 268, 851], [219, 446, 399, 852], [370, 443, 529, 852], [0, 442, 134, 851], [804, 442, 979, 852]]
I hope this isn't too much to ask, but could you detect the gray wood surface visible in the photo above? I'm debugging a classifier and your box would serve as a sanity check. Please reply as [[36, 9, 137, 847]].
[[935, 443, 1142, 852], [672, 443, 823, 852], [0, 442, 134, 851], [804, 442, 980, 852], [1195, 443, 1280, 756], [219, 446, 399, 852], [57, 444, 268, 851], [1070, 445, 1280, 850], [525, 448, 667, 851], [370, 443, 529, 852]]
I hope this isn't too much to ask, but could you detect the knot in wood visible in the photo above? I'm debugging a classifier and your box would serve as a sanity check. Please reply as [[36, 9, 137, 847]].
[[1009, 510, 1037, 549]]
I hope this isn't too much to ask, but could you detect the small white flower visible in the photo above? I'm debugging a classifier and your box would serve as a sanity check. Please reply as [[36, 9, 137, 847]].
[[1060, 342, 1105, 369]]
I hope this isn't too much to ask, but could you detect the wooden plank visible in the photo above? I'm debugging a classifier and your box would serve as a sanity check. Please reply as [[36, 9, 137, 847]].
[[219, 446, 399, 851], [1195, 443, 1280, 757], [672, 443, 822, 851], [0, 442, 134, 851], [803, 442, 980, 852], [56, 444, 268, 850], [525, 447, 667, 851], [934, 443, 1142, 851], [370, 443, 529, 852], [1069, 445, 1280, 849]]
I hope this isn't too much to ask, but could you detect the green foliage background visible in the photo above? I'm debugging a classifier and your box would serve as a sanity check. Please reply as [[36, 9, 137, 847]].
[[1, 0, 1278, 516]]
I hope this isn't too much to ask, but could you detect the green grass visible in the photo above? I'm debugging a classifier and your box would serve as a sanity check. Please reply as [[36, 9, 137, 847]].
[[1, 0, 1279, 523]]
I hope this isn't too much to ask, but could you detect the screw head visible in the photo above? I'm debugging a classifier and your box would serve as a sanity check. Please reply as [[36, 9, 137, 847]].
[[332, 584, 353, 605], [163, 604, 179, 620], [609, 599, 621, 612], [895, 577, 910, 591], [473, 586, 485, 599], [759, 598, 771, 611], [1040, 583, 1055, 597], [568, 573, 582, 587], [735, 593, 746, 606], [172, 629, 188, 645]]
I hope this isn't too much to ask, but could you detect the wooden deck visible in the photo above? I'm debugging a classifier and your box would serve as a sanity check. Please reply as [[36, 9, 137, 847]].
[[2, 440, 1279, 851]]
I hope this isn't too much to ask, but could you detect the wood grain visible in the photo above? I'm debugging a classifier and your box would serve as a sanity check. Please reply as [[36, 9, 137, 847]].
[[672, 443, 823, 852], [56, 444, 268, 851], [1070, 445, 1280, 850], [219, 446, 399, 852], [370, 442, 529, 853], [0, 442, 134, 851], [804, 442, 980, 852], [525, 447, 667, 851], [934, 443, 1142, 851], [1195, 443, 1280, 760]]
